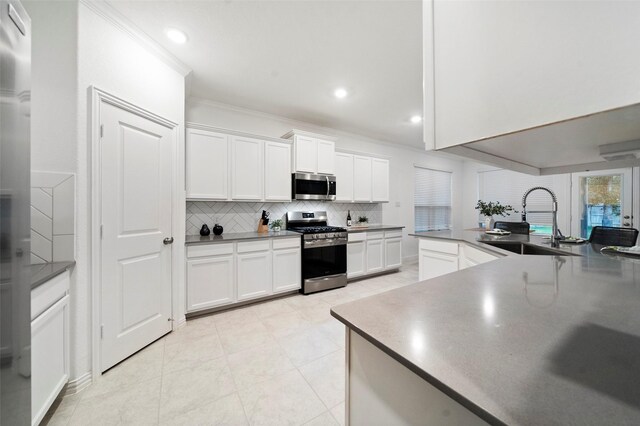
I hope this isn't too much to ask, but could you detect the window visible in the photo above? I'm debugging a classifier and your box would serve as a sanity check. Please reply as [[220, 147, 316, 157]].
[[414, 167, 452, 231], [478, 169, 562, 233]]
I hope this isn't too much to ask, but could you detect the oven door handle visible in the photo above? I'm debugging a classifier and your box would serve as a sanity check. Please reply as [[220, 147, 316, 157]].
[[304, 238, 347, 248], [326, 176, 330, 198]]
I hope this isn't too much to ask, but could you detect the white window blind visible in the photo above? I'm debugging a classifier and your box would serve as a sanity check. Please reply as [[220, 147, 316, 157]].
[[414, 167, 452, 231], [478, 170, 559, 226]]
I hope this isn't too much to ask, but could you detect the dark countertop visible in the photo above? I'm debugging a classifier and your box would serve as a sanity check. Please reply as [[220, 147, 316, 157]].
[[346, 225, 405, 233], [30, 261, 75, 290], [186, 230, 301, 245], [332, 230, 640, 425]]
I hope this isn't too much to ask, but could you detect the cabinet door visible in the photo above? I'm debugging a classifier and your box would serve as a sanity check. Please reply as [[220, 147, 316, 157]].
[[186, 129, 229, 199], [294, 136, 317, 173], [366, 239, 384, 274], [347, 241, 366, 278], [317, 139, 335, 175], [32, 295, 69, 426], [186, 255, 235, 312], [265, 141, 291, 201], [353, 155, 372, 202], [335, 152, 354, 202], [273, 247, 301, 293], [231, 136, 263, 200], [418, 249, 458, 281], [371, 158, 389, 202], [384, 237, 402, 270], [237, 250, 272, 301]]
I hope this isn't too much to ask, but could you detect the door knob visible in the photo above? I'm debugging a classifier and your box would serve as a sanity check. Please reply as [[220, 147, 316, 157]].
[[163, 237, 174, 245]]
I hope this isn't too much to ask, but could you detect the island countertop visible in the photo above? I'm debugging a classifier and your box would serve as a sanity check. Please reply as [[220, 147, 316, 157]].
[[332, 231, 640, 425]]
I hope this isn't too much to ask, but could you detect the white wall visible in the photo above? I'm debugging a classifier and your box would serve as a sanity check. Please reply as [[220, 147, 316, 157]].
[[187, 98, 465, 261], [25, 0, 78, 173], [27, 0, 186, 383]]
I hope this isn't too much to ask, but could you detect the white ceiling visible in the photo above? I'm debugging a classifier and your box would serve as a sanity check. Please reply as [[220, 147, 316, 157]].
[[107, 0, 425, 147]]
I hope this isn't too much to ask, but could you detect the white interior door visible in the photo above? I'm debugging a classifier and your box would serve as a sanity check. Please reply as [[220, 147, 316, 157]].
[[571, 168, 633, 238], [100, 101, 173, 372]]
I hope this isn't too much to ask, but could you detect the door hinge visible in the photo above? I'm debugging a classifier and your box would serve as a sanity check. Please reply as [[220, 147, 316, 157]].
[[168, 318, 174, 322], [100, 124, 104, 138], [100, 224, 103, 239], [100, 325, 104, 339]]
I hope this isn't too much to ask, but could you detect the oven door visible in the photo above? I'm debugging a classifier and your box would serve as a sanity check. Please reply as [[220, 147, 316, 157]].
[[302, 243, 347, 280], [293, 173, 336, 200]]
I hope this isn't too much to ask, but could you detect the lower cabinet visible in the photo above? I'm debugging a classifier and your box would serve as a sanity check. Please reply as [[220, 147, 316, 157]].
[[31, 270, 71, 426], [237, 248, 272, 301], [348, 229, 403, 279], [418, 239, 498, 281], [186, 237, 301, 314]]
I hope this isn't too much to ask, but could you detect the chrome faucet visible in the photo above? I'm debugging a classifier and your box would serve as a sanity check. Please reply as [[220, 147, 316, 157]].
[[522, 187, 562, 247]]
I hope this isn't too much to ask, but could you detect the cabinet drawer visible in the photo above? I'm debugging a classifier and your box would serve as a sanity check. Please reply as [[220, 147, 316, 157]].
[[187, 243, 234, 258], [384, 229, 403, 239], [367, 231, 384, 241], [32, 271, 70, 320], [348, 232, 367, 242], [272, 237, 301, 250], [419, 239, 458, 256], [237, 240, 271, 253]]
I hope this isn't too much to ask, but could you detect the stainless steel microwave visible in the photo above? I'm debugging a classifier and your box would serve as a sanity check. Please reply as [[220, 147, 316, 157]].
[[291, 173, 336, 201]]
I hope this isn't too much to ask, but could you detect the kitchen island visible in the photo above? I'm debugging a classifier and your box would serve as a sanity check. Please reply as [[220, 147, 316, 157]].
[[331, 230, 640, 425]]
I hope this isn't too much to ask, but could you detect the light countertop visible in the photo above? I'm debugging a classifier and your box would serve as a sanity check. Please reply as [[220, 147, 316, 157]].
[[331, 229, 640, 425], [346, 225, 405, 233], [30, 261, 75, 290]]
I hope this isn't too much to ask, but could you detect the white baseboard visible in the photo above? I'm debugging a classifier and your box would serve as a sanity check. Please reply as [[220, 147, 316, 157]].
[[175, 315, 187, 329], [62, 371, 92, 396]]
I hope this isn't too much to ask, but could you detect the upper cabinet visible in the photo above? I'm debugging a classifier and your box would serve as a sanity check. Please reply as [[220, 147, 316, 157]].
[[186, 124, 291, 202], [283, 130, 336, 175], [186, 128, 229, 200], [336, 151, 389, 203], [425, 0, 640, 174]]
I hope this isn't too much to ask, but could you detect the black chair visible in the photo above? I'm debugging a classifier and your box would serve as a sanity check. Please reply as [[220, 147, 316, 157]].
[[494, 221, 530, 235], [588, 226, 639, 247]]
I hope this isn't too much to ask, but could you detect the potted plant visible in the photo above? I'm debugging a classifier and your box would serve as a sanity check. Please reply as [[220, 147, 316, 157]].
[[475, 200, 516, 230], [270, 219, 283, 232], [357, 216, 369, 226]]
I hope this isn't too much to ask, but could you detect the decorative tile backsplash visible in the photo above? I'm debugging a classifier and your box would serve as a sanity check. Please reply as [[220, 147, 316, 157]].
[[31, 172, 75, 265], [186, 201, 382, 235]]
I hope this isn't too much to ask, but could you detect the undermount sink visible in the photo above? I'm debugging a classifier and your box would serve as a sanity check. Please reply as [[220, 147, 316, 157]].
[[482, 241, 576, 256]]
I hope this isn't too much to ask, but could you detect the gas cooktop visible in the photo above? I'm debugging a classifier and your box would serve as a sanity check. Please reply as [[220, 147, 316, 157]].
[[288, 226, 347, 234]]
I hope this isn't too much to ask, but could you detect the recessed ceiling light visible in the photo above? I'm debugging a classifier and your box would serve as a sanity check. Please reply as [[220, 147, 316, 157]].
[[166, 28, 188, 44], [334, 88, 348, 99], [410, 115, 422, 124]]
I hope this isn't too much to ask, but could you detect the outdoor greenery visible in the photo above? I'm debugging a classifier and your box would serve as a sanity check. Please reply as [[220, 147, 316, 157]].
[[585, 175, 621, 214], [475, 200, 517, 217]]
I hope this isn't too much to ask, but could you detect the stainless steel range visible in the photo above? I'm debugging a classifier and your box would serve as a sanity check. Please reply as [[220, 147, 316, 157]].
[[286, 211, 347, 294]]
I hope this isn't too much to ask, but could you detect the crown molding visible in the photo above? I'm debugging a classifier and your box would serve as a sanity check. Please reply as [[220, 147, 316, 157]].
[[186, 121, 292, 144], [79, 0, 191, 77], [187, 96, 454, 158]]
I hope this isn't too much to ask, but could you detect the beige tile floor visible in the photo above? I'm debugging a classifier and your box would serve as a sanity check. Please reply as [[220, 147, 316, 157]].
[[44, 263, 419, 426]]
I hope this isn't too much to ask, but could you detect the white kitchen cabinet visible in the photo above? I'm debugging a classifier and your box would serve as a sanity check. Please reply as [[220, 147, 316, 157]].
[[236, 241, 272, 301], [366, 233, 385, 274], [186, 129, 229, 200], [418, 239, 499, 280], [317, 139, 336, 175], [428, 1, 640, 150], [31, 270, 70, 426], [384, 235, 402, 270], [264, 141, 292, 201], [371, 158, 389, 202], [284, 130, 336, 175], [353, 155, 372, 202], [419, 249, 458, 281], [347, 233, 367, 279], [272, 238, 301, 293], [335, 152, 354, 202], [231, 136, 264, 200], [186, 255, 235, 311], [293, 135, 317, 173]]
